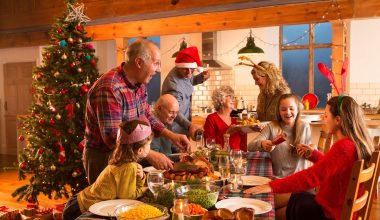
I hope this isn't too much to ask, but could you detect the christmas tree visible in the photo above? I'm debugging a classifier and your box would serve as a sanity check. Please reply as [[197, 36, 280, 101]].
[[13, 0, 99, 203]]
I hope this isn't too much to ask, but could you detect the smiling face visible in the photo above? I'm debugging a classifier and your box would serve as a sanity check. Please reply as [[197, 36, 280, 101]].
[[158, 102, 179, 125], [137, 45, 161, 84], [177, 67, 196, 79], [221, 93, 235, 111], [252, 71, 267, 90], [278, 97, 299, 127]]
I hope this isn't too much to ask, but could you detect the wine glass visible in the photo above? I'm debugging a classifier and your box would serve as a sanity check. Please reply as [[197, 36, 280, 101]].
[[147, 171, 164, 200], [206, 138, 216, 149], [230, 150, 243, 174], [218, 155, 231, 180]]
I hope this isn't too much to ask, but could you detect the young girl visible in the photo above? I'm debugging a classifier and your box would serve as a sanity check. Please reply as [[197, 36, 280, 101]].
[[244, 95, 375, 220], [63, 119, 152, 220], [247, 93, 311, 178]]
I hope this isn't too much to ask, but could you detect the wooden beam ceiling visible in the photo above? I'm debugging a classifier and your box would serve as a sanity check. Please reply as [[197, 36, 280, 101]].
[[0, 0, 379, 49]]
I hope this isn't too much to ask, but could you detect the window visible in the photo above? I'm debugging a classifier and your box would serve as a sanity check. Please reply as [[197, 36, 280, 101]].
[[281, 22, 332, 108]]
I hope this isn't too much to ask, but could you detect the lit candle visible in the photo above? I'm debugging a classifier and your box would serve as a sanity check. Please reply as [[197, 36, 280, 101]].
[[232, 174, 238, 191], [171, 180, 175, 190]]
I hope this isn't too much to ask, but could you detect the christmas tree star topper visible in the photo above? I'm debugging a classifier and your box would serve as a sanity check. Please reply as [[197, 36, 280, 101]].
[[65, 3, 90, 24]]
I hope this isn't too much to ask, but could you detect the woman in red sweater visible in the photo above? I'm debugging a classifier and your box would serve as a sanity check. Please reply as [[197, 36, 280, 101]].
[[203, 85, 242, 150], [244, 95, 374, 220]]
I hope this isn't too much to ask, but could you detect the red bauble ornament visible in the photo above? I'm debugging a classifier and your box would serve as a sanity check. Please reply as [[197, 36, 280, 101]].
[[81, 84, 89, 93], [69, 63, 75, 68], [37, 148, 44, 155], [60, 89, 68, 95], [39, 119, 46, 125], [57, 28, 62, 33], [27, 197, 35, 203], [76, 25, 83, 32], [19, 162, 27, 170], [49, 119, 55, 125], [18, 135, 25, 142], [90, 60, 96, 66], [78, 141, 85, 152]]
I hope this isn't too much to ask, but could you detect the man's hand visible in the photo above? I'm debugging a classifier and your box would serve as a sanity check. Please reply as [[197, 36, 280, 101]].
[[261, 140, 275, 152], [161, 128, 191, 153], [189, 124, 203, 140], [243, 184, 272, 195], [136, 163, 144, 179], [202, 70, 210, 80], [145, 150, 174, 170]]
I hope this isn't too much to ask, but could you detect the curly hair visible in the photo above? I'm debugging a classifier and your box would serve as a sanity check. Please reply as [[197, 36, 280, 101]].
[[251, 61, 290, 95], [327, 96, 374, 166], [108, 119, 152, 166], [212, 85, 235, 111]]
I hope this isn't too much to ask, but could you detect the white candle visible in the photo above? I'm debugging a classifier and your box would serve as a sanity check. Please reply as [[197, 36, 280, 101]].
[[171, 180, 175, 190]]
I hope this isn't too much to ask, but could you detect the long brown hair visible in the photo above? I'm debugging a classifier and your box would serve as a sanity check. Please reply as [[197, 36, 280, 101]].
[[108, 120, 152, 166], [273, 94, 304, 145], [327, 96, 374, 165]]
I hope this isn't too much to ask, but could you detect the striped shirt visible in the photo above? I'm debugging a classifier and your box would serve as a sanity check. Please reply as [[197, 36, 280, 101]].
[[84, 65, 165, 151]]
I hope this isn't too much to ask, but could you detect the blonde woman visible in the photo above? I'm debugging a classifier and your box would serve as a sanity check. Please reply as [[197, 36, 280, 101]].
[[251, 61, 291, 121]]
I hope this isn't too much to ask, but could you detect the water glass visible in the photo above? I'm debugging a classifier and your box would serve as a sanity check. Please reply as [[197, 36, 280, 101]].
[[147, 171, 164, 200], [230, 150, 243, 173]]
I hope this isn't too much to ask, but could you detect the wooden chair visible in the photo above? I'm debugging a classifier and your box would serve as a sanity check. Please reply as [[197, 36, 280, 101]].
[[317, 128, 333, 153], [341, 151, 380, 220], [373, 136, 379, 150]]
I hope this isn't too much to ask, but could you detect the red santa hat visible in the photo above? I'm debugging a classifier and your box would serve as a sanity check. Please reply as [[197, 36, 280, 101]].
[[175, 46, 203, 72]]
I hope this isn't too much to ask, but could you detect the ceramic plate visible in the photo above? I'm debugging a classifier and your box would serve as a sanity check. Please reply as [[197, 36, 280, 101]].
[[89, 199, 143, 217], [215, 198, 272, 214], [142, 166, 165, 173], [241, 175, 271, 186]]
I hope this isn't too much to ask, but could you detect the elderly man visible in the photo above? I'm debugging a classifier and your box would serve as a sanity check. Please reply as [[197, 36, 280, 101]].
[[151, 94, 181, 155], [83, 39, 190, 183], [162, 46, 210, 136]]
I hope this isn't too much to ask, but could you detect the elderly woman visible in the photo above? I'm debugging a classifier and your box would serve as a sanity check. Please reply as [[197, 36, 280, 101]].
[[251, 61, 291, 121], [203, 85, 242, 150]]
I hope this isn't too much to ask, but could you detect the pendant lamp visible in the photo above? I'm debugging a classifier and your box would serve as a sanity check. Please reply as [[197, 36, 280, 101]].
[[238, 30, 264, 54]]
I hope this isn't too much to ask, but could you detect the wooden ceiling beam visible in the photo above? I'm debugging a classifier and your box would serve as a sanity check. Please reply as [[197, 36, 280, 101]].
[[0, 0, 379, 49]]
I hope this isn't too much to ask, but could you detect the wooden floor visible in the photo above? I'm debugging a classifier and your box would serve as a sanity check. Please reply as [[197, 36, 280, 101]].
[[0, 154, 379, 219]]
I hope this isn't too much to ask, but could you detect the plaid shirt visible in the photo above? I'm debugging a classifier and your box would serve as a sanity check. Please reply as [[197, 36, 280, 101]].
[[84, 65, 165, 151]]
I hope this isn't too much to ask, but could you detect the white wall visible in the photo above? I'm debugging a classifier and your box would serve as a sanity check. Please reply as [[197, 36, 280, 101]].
[[349, 18, 380, 107]]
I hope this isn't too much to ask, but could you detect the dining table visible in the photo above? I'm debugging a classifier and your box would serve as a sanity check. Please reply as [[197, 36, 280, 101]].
[[218, 151, 275, 220], [76, 151, 276, 220]]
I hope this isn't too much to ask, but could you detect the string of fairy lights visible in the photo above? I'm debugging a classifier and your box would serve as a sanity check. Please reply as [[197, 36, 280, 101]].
[[117, 0, 347, 61]]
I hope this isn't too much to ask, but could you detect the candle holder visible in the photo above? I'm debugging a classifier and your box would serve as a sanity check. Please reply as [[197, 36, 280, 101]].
[[172, 198, 189, 220]]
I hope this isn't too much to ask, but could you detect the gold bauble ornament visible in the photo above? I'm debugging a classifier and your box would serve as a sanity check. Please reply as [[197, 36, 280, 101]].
[[61, 54, 67, 59], [54, 72, 60, 77], [77, 67, 82, 73], [50, 165, 56, 171], [55, 114, 61, 120]]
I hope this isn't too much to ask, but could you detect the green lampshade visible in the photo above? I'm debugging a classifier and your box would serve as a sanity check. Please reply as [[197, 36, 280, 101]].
[[238, 34, 264, 54], [172, 40, 188, 58]]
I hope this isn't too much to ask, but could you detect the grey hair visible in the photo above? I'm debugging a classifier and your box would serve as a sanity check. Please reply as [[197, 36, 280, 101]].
[[126, 39, 155, 63], [212, 85, 235, 111]]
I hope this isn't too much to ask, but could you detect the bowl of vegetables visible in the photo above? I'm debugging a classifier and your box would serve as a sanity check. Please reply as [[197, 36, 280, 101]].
[[175, 184, 220, 209], [115, 203, 170, 220]]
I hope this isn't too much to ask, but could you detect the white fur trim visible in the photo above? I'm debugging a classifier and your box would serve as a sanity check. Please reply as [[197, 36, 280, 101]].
[[175, 62, 197, 69]]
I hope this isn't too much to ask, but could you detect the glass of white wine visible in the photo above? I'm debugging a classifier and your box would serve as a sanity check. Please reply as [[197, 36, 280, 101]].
[[218, 155, 231, 180], [147, 171, 164, 200]]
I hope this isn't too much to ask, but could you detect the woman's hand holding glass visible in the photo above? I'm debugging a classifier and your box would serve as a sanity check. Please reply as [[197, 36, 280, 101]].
[[296, 143, 314, 158], [147, 171, 164, 200]]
